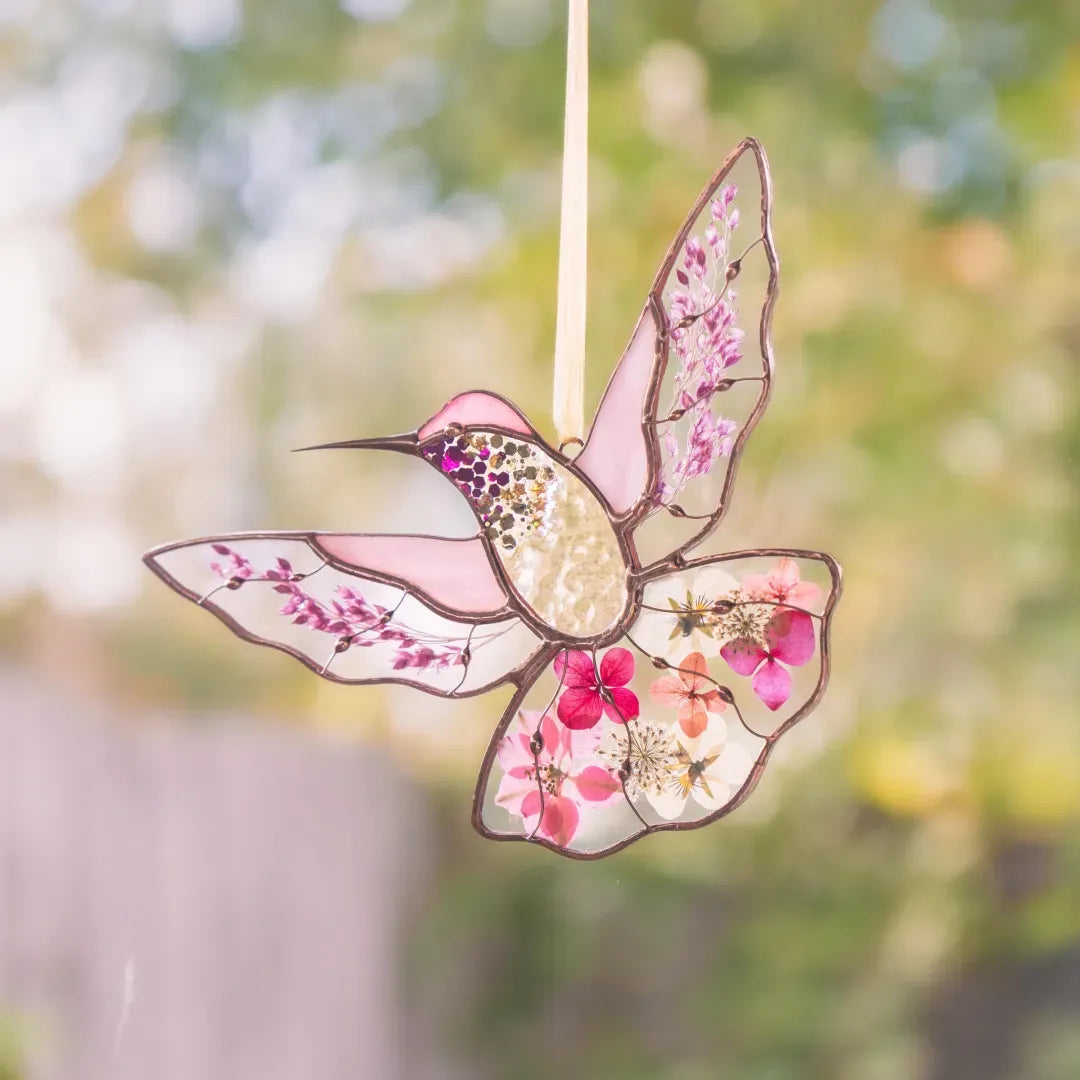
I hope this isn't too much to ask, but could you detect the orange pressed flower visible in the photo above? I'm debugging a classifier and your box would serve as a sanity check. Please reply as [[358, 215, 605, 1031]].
[[648, 651, 726, 738]]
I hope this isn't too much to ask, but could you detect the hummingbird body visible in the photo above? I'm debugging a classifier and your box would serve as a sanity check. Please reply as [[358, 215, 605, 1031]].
[[421, 428, 628, 638]]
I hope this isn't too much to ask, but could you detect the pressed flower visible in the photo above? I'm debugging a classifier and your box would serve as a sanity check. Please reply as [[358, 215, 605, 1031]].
[[659, 409, 739, 503], [657, 181, 746, 505], [720, 608, 816, 711], [634, 567, 741, 660], [555, 648, 640, 729], [645, 720, 754, 822], [599, 721, 679, 801], [740, 557, 822, 610], [649, 651, 727, 737], [210, 548, 469, 670], [495, 709, 622, 847]]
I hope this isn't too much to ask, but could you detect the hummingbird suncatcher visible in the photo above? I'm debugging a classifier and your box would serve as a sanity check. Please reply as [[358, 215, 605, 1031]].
[[145, 139, 842, 859]]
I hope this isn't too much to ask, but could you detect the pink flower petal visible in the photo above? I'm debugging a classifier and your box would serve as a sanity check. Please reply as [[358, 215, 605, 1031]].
[[495, 731, 531, 773], [679, 651, 711, 694], [521, 788, 542, 823], [557, 687, 603, 729], [540, 795, 579, 847], [773, 557, 801, 592], [740, 572, 770, 600], [789, 581, 822, 607], [599, 646, 635, 688], [494, 771, 536, 818], [554, 649, 597, 689], [677, 699, 709, 738], [540, 710, 562, 759], [649, 675, 688, 709], [766, 610, 815, 667], [701, 689, 726, 714], [573, 765, 622, 803], [564, 723, 603, 763], [605, 686, 640, 723], [721, 638, 768, 676], [753, 658, 792, 711]]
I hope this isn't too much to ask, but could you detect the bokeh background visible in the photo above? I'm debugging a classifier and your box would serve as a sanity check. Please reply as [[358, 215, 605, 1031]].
[[2, 0, 1079, 1077]]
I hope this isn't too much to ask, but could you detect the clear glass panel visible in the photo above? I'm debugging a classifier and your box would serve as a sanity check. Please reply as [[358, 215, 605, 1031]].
[[642, 146, 775, 556], [149, 536, 540, 695]]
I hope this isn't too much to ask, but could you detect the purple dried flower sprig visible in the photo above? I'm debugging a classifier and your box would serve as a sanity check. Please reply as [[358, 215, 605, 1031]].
[[208, 545, 465, 672], [657, 184, 747, 505]]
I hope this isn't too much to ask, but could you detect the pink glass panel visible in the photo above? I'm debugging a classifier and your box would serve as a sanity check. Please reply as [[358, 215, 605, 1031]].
[[418, 392, 534, 441], [314, 534, 509, 614], [575, 309, 657, 514]]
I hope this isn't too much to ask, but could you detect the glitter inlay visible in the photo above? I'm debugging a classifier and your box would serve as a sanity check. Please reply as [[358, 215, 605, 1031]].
[[423, 430, 627, 637]]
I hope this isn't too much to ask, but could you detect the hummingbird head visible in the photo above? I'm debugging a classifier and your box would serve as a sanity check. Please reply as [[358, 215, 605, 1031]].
[[295, 392, 536, 455], [416, 396, 558, 554], [416, 391, 536, 443]]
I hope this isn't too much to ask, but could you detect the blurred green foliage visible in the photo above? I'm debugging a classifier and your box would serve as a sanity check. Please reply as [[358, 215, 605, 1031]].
[[0, 1018, 28, 1080], [3, 0, 1079, 1076]]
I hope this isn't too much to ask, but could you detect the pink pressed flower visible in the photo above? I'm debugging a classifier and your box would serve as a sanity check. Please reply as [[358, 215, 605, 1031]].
[[682, 236, 707, 281], [648, 651, 726, 738], [212, 549, 464, 671], [720, 609, 815, 711], [659, 408, 738, 502], [209, 544, 253, 581], [741, 558, 822, 609], [657, 189, 748, 505], [391, 645, 460, 671], [555, 648, 640, 729], [495, 709, 622, 847]]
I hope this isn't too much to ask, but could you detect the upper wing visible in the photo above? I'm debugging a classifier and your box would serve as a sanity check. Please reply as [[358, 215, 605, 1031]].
[[575, 137, 779, 561], [145, 532, 542, 698]]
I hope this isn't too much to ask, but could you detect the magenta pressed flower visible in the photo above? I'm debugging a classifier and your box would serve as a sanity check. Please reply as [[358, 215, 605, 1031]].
[[720, 608, 816, 711], [555, 648, 640, 729]]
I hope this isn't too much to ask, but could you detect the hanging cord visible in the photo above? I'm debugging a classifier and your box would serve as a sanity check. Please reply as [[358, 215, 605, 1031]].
[[553, 0, 589, 448]]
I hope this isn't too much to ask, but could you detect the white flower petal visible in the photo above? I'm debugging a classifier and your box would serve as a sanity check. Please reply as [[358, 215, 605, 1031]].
[[713, 740, 756, 786], [672, 714, 730, 759], [689, 773, 733, 813], [691, 567, 740, 601], [630, 603, 678, 659], [645, 785, 688, 821]]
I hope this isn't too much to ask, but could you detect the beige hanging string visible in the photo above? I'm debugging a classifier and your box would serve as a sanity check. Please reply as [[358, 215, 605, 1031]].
[[553, 0, 589, 448]]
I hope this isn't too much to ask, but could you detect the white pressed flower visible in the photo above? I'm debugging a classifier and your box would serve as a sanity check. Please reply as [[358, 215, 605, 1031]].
[[645, 717, 755, 822], [632, 566, 741, 660]]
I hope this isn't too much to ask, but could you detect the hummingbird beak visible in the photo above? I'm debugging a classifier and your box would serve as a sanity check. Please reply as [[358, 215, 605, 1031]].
[[292, 433, 420, 454]]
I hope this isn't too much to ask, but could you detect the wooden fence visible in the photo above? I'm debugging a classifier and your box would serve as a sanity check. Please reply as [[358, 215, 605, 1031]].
[[0, 672, 443, 1080]]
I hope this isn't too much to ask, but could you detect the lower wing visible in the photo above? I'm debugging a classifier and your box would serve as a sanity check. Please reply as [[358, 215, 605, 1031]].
[[144, 532, 543, 698], [472, 549, 840, 857]]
